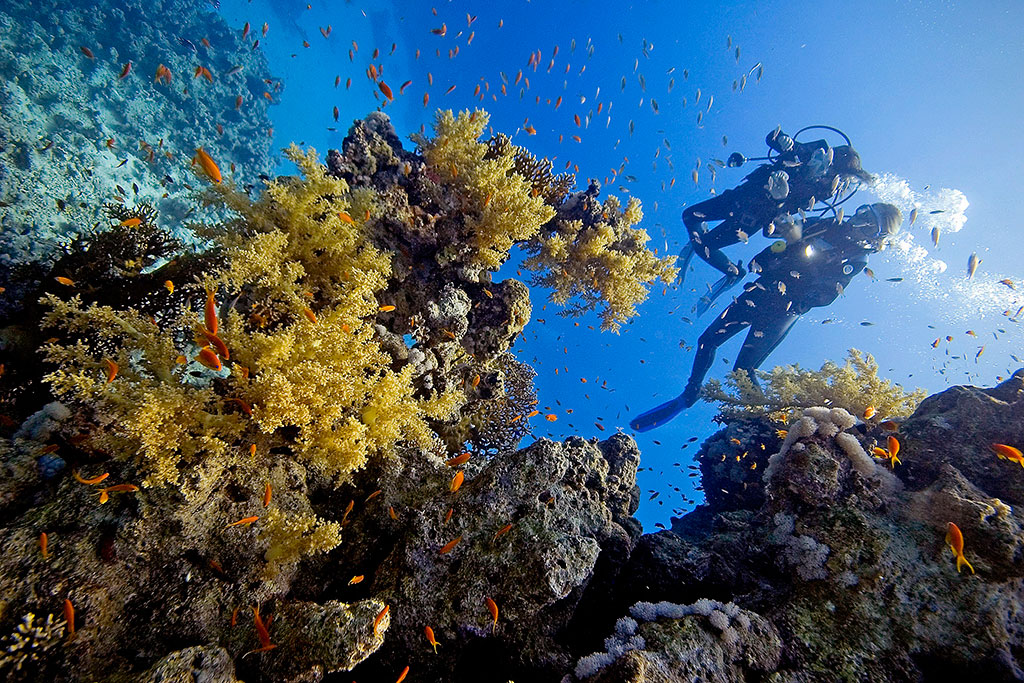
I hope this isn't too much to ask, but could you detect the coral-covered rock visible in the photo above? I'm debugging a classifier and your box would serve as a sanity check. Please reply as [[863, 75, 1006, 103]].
[[363, 433, 641, 681], [140, 644, 239, 683], [900, 369, 1024, 505]]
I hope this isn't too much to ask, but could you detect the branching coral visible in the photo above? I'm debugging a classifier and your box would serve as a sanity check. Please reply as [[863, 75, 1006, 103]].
[[522, 192, 678, 332], [703, 349, 926, 422], [485, 133, 575, 206]]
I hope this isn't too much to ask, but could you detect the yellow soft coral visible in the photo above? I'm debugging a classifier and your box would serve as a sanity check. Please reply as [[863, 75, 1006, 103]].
[[523, 195, 678, 332], [417, 109, 556, 272], [703, 349, 927, 422], [41, 294, 244, 489], [259, 506, 343, 578], [41, 146, 462, 498]]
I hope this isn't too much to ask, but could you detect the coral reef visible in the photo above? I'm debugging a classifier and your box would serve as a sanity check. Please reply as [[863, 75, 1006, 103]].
[[0, 108, 670, 682], [3, 100, 1023, 683], [703, 348, 927, 422], [0, 0, 277, 295]]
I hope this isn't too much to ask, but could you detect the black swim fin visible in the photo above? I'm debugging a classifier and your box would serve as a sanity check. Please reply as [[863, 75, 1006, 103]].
[[629, 394, 689, 432]]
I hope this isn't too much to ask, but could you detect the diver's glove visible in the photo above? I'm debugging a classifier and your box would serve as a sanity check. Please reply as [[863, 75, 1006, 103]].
[[765, 170, 790, 200]]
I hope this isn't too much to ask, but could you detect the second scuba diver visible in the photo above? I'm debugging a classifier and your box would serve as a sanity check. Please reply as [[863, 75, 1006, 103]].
[[680, 128, 875, 316], [631, 202, 903, 432]]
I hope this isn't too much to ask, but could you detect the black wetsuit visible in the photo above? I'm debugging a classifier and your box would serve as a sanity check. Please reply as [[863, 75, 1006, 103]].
[[682, 132, 839, 278], [684, 217, 875, 398]]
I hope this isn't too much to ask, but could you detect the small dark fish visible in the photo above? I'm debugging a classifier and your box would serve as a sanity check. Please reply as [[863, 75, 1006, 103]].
[[860, 321, 874, 326], [132, 182, 139, 194], [886, 277, 903, 282], [115, 159, 127, 168], [929, 209, 945, 214], [178, 37, 197, 52], [226, 65, 243, 76]]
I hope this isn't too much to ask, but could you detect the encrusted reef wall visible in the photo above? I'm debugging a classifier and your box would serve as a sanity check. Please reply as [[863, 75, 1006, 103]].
[[2, 101, 1022, 682], [0, 0, 278, 270], [603, 370, 1024, 682]]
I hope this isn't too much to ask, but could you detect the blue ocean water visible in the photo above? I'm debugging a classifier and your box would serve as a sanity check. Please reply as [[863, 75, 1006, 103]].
[[7, 0, 1023, 533]]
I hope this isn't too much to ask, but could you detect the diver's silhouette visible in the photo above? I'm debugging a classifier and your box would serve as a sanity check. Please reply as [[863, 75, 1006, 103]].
[[632, 203, 902, 432], [680, 128, 874, 316]]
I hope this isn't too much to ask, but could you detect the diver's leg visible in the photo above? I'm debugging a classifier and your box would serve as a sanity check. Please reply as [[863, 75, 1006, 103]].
[[681, 192, 742, 282], [694, 219, 747, 277], [733, 309, 801, 390], [630, 302, 752, 432]]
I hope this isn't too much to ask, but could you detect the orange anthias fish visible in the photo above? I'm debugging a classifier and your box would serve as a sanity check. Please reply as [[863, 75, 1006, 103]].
[[424, 625, 440, 653], [484, 596, 498, 633], [990, 443, 1024, 467], [195, 346, 222, 371], [193, 148, 221, 184], [378, 80, 394, 101], [64, 599, 75, 639], [98, 483, 139, 504], [446, 452, 471, 467], [250, 605, 277, 653], [945, 522, 975, 574], [373, 604, 389, 637], [204, 290, 218, 335]]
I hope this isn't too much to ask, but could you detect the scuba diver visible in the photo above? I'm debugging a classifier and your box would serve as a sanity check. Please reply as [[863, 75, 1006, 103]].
[[631, 202, 902, 432], [680, 127, 875, 316]]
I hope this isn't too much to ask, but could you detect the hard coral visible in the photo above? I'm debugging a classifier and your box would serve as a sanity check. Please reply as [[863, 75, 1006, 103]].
[[0, 612, 65, 678], [449, 351, 538, 456], [485, 132, 575, 206]]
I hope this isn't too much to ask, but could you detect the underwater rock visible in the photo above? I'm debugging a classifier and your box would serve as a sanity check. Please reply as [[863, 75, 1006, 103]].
[[619, 375, 1024, 682], [574, 599, 781, 682], [361, 433, 641, 681], [259, 600, 388, 680], [140, 644, 239, 683], [900, 368, 1024, 505]]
